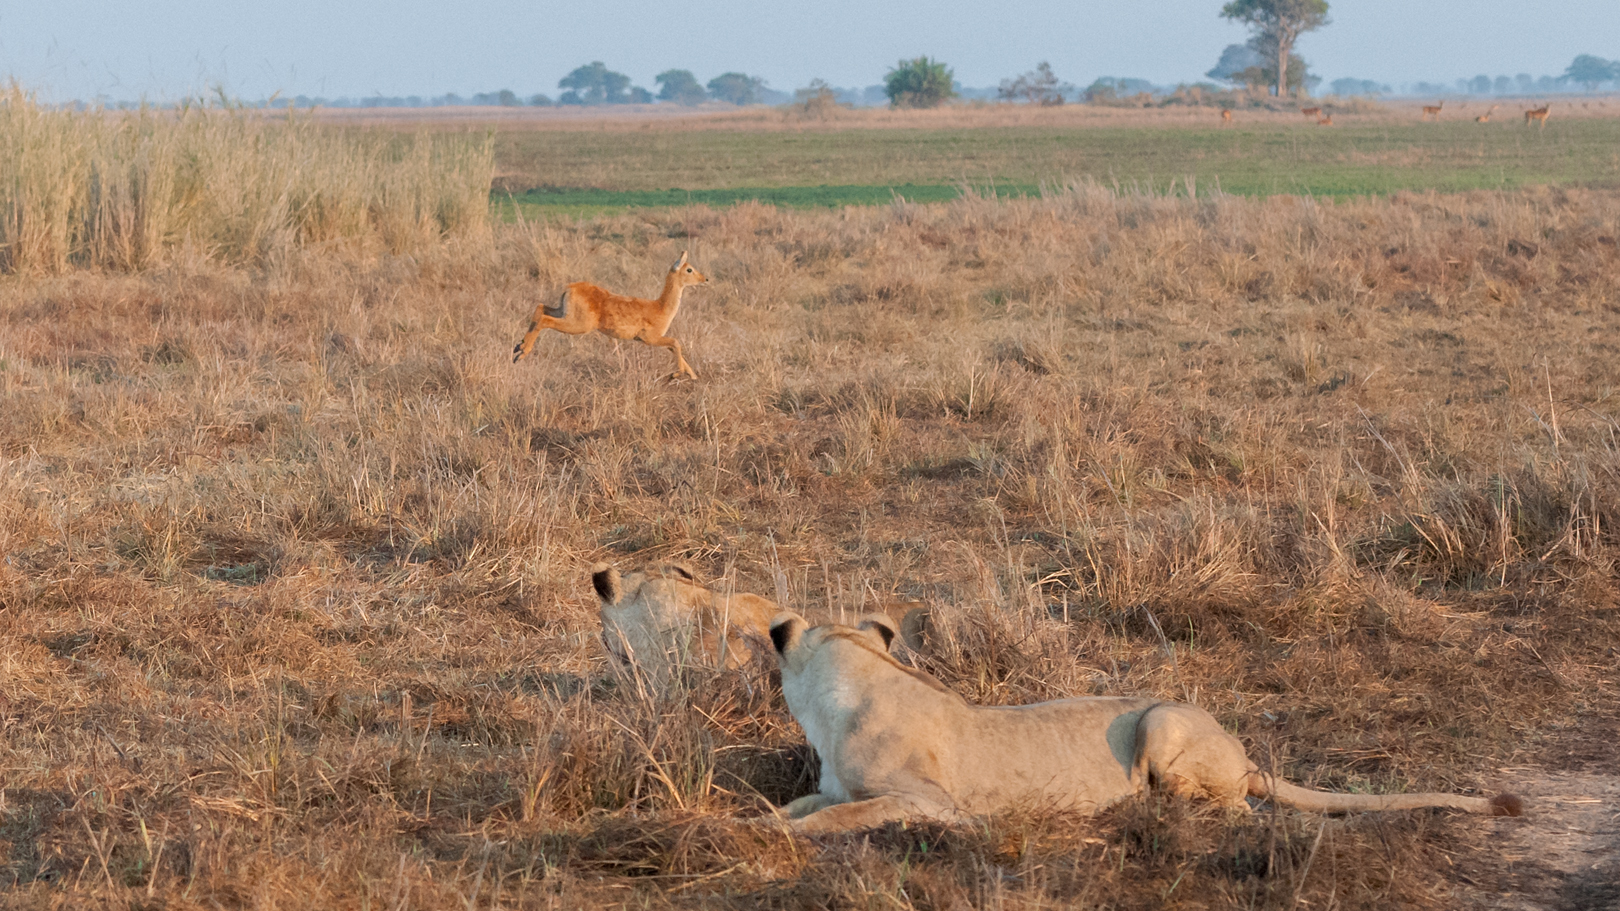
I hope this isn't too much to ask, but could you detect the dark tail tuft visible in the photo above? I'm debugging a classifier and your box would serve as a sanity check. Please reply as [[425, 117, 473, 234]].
[[1490, 793, 1525, 817], [544, 290, 569, 319]]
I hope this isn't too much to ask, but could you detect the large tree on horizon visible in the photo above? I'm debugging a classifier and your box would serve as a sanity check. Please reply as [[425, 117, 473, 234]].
[[558, 61, 632, 105], [707, 72, 766, 106], [885, 57, 956, 109], [1564, 55, 1618, 92], [655, 69, 707, 105], [1219, 0, 1329, 98]]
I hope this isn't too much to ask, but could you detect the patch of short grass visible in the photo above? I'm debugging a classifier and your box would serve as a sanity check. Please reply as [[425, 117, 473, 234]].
[[495, 119, 1620, 213]]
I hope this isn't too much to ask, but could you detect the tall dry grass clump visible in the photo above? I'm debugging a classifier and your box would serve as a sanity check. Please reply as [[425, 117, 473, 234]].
[[0, 86, 493, 272], [1, 181, 1617, 908]]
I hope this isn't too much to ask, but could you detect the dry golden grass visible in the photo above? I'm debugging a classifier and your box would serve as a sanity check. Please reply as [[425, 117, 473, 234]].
[[1, 182, 1618, 909], [0, 88, 493, 274]]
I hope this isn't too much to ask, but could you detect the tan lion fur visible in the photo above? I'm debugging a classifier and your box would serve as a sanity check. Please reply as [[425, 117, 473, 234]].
[[768, 612, 1525, 834], [594, 562, 778, 691]]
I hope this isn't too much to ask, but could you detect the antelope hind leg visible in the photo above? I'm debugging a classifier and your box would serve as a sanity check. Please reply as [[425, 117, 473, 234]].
[[513, 312, 592, 363], [512, 310, 553, 363]]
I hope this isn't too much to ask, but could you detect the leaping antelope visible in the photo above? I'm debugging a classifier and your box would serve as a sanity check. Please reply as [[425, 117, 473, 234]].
[[1300, 106, 1321, 118], [512, 251, 708, 380], [1421, 101, 1443, 120], [1475, 104, 1500, 123], [1524, 104, 1550, 127], [1221, 108, 1232, 124]]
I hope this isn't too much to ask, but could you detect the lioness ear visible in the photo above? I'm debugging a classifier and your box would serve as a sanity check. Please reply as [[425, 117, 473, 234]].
[[769, 612, 807, 655], [899, 606, 931, 654], [668, 563, 696, 582], [858, 614, 899, 652], [591, 563, 621, 605]]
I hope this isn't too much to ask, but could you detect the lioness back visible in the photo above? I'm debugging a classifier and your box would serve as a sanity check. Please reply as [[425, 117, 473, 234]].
[[946, 697, 1162, 813]]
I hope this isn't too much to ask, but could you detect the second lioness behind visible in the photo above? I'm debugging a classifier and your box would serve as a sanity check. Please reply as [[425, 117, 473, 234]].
[[593, 561, 928, 694]]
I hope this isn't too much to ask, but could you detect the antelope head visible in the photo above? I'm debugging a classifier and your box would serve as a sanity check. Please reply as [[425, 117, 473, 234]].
[[669, 250, 709, 287]]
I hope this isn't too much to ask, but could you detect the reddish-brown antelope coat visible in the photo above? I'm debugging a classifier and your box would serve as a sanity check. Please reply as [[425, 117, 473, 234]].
[[1524, 105, 1550, 127], [512, 251, 708, 379], [1422, 101, 1444, 120]]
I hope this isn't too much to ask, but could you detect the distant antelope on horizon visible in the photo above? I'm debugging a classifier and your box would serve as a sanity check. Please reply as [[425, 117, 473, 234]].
[[1300, 106, 1321, 118], [1524, 104, 1550, 127], [512, 251, 708, 380], [1475, 104, 1500, 123], [1422, 101, 1444, 120]]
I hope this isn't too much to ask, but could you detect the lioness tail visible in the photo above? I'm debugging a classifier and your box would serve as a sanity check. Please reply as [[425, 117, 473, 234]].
[[1249, 773, 1523, 816]]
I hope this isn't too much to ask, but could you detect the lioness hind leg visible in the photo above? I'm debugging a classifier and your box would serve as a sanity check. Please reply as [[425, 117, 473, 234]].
[[1134, 704, 1253, 809], [790, 795, 963, 834]]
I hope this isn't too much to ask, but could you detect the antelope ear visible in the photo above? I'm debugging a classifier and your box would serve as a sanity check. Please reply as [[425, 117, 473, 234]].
[[591, 563, 622, 604], [769, 612, 808, 655], [858, 614, 899, 652], [673, 250, 689, 270]]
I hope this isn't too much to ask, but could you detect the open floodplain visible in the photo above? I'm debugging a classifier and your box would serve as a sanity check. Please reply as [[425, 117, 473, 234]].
[[2, 101, 1619, 909], [481, 101, 1620, 215]]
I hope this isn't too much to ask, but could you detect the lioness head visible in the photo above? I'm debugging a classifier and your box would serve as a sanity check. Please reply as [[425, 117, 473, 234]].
[[769, 610, 957, 701], [594, 561, 778, 690]]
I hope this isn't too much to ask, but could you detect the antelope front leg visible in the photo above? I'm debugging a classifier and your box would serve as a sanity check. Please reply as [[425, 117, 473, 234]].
[[646, 334, 697, 380]]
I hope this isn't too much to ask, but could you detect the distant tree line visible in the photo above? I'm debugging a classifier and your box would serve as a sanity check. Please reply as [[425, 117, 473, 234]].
[[245, 14, 1614, 114], [1400, 58, 1617, 98], [546, 62, 792, 107]]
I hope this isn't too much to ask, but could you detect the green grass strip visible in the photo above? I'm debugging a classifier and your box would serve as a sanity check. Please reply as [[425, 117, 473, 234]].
[[498, 183, 1040, 218]]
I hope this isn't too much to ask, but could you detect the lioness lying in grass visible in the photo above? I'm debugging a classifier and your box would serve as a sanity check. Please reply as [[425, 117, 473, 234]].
[[767, 611, 1524, 834]]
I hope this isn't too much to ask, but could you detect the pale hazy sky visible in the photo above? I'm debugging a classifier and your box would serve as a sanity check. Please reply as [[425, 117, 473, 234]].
[[3, 0, 1616, 102]]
